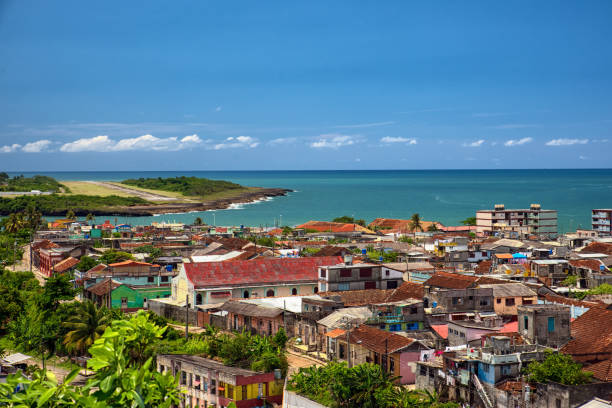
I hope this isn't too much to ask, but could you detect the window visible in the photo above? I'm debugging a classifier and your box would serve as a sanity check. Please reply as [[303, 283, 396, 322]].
[[389, 357, 395, 372], [266, 289, 275, 297], [505, 298, 515, 306], [386, 280, 398, 289], [410, 306, 418, 314], [556, 399, 562, 408], [364, 281, 377, 289], [497, 298, 501, 304], [121, 297, 128, 308], [147, 276, 154, 283], [548, 317, 555, 332], [524, 315, 529, 330], [242, 385, 248, 400], [374, 352, 380, 364], [320, 269, 326, 278], [189, 373, 192, 387], [161, 276, 169, 283], [227, 385, 234, 399], [243, 290, 250, 298], [340, 269, 352, 278], [196, 293, 203, 305], [181, 371, 186, 385], [313, 287, 319, 294], [210, 379, 216, 394], [338, 283, 350, 291], [480, 299, 489, 306], [420, 365, 426, 376], [195, 375, 200, 390], [292, 288, 298, 295], [359, 268, 372, 278], [385, 269, 389, 276], [339, 344, 346, 359]]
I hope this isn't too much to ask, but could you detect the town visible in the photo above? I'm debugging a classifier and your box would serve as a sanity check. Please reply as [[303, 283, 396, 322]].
[[1, 204, 611, 407]]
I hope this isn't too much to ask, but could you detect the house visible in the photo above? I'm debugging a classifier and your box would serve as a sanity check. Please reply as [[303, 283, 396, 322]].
[[476, 203, 558, 239], [327, 324, 433, 384], [84, 278, 169, 310], [517, 304, 571, 348], [37, 245, 85, 277], [478, 283, 538, 316], [220, 300, 286, 338], [447, 320, 502, 347], [592, 209, 612, 236], [531, 259, 570, 286], [173, 257, 342, 307], [157, 354, 283, 408], [317, 258, 404, 292], [368, 218, 444, 233], [422, 272, 495, 316], [296, 220, 376, 234], [570, 259, 612, 289]]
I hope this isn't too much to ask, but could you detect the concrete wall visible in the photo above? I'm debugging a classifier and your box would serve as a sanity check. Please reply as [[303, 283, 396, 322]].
[[148, 299, 199, 325], [283, 389, 329, 408], [535, 381, 612, 408]]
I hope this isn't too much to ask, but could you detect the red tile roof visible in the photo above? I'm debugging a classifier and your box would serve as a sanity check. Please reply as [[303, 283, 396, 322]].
[[109, 260, 154, 267], [561, 308, 612, 363], [475, 260, 493, 275], [543, 294, 606, 309], [424, 271, 479, 289], [569, 259, 606, 272], [348, 325, 415, 354], [86, 278, 122, 296], [32, 239, 59, 251], [585, 359, 612, 382], [296, 221, 375, 234], [53, 256, 79, 273], [325, 328, 346, 339], [86, 263, 109, 274], [184, 256, 343, 288], [319, 289, 393, 306], [386, 281, 425, 302], [431, 325, 448, 339], [580, 242, 612, 256]]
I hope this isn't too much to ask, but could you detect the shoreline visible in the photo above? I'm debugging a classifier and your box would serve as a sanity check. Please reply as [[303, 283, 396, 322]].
[[42, 187, 292, 217]]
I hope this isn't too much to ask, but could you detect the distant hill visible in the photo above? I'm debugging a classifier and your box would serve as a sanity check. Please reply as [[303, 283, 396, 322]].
[[121, 176, 243, 197]]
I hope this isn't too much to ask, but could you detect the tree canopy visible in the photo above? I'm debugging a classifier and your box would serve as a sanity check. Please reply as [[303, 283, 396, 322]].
[[525, 351, 593, 385], [121, 176, 243, 197]]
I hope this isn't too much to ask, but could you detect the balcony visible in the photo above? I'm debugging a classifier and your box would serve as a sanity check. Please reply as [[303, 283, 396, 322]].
[[366, 314, 405, 324]]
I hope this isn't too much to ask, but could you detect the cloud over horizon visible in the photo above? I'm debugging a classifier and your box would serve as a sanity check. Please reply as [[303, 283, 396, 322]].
[[463, 139, 485, 147], [311, 133, 360, 149], [380, 136, 417, 145], [504, 137, 533, 147], [545, 138, 589, 146]]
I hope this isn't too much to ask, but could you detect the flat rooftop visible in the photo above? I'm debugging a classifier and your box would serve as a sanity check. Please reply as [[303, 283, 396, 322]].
[[158, 354, 264, 377]]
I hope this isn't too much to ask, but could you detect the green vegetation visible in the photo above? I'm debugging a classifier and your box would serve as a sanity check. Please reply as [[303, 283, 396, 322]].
[[332, 215, 366, 226], [0, 311, 182, 407], [62, 301, 110, 354], [0, 194, 147, 215], [122, 176, 243, 197], [461, 216, 477, 226], [525, 351, 592, 385], [289, 361, 457, 408], [398, 236, 414, 244], [134, 244, 163, 260], [410, 213, 423, 232], [574, 283, 612, 300], [98, 250, 134, 265], [0, 174, 67, 193]]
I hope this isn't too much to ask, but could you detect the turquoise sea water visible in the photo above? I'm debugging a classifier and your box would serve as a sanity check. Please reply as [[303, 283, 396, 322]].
[[6, 170, 612, 232]]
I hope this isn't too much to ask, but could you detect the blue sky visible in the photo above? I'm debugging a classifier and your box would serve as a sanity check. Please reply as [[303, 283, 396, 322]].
[[1, 1, 611, 170]]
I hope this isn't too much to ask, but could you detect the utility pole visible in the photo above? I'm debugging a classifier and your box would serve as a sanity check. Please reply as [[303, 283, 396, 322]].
[[29, 232, 33, 273], [346, 322, 352, 368], [384, 338, 388, 373], [13, 240, 16, 271], [185, 294, 189, 340]]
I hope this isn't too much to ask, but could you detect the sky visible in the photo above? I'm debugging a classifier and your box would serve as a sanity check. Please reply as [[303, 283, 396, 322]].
[[0, 1, 611, 171]]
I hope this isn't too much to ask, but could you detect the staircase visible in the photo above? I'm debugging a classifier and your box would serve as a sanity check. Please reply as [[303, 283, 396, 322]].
[[472, 373, 494, 408]]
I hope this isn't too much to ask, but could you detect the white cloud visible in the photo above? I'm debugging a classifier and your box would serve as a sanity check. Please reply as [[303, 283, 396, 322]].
[[0, 144, 22, 153], [380, 136, 417, 145], [268, 137, 297, 145], [463, 139, 485, 147], [210, 136, 259, 150], [310, 133, 360, 149], [545, 138, 589, 146], [334, 121, 395, 129], [22, 140, 52, 153], [504, 137, 533, 147], [60, 135, 116, 152], [59, 134, 203, 152]]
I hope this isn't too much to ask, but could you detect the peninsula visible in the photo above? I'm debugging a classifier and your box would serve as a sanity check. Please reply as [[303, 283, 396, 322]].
[[0, 174, 291, 216]]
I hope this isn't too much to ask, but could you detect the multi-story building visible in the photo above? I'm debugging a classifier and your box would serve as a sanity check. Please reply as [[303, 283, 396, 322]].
[[157, 354, 283, 408], [476, 203, 558, 239], [318, 257, 404, 292], [592, 209, 612, 236]]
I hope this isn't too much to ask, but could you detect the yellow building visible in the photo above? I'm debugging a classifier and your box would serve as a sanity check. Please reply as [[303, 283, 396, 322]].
[[157, 354, 283, 408]]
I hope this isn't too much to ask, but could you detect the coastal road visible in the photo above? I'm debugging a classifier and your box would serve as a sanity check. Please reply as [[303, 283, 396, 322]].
[[85, 181, 179, 201]]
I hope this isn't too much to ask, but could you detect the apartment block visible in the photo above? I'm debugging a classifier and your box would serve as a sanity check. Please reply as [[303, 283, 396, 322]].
[[476, 203, 557, 239], [592, 209, 612, 236]]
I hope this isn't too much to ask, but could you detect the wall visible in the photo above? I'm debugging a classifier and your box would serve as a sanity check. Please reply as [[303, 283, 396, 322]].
[[283, 389, 329, 408], [147, 299, 199, 325], [399, 351, 421, 384], [493, 295, 538, 316]]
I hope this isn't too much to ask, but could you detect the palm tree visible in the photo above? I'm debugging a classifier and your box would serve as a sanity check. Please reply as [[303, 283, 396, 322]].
[[3, 212, 25, 233], [427, 223, 439, 232], [409, 213, 423, 233], [66, 209, 76, 220], [24, 205, 42, 231], [62, 301, 110, 355], [86, 213, 95, 226], [193, 217, 203, 226]]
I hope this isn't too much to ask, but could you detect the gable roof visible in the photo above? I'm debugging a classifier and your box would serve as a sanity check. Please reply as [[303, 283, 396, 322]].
[[569, 259, 606, 272], [86, 263, 109, 274], [108, 260, 154, 267], [386, 281, 425, 302], [348, 325, 417, 354], [86, 278, 122, 296], [424, 271, 479, 289], [368, 218, 444, 232], [53, 256, 79, 273], [220, 300, 283, 318], [184, 256, 342, 288], [296, 221, 375, 234], [478, 283, 537, 298], [585, 359, 612, 382], [475, 260, 492, 275], [561, 308, 612, 362]]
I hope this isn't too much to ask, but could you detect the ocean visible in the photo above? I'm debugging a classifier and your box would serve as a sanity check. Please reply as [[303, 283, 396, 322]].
[[6, 169, 612, 233]]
